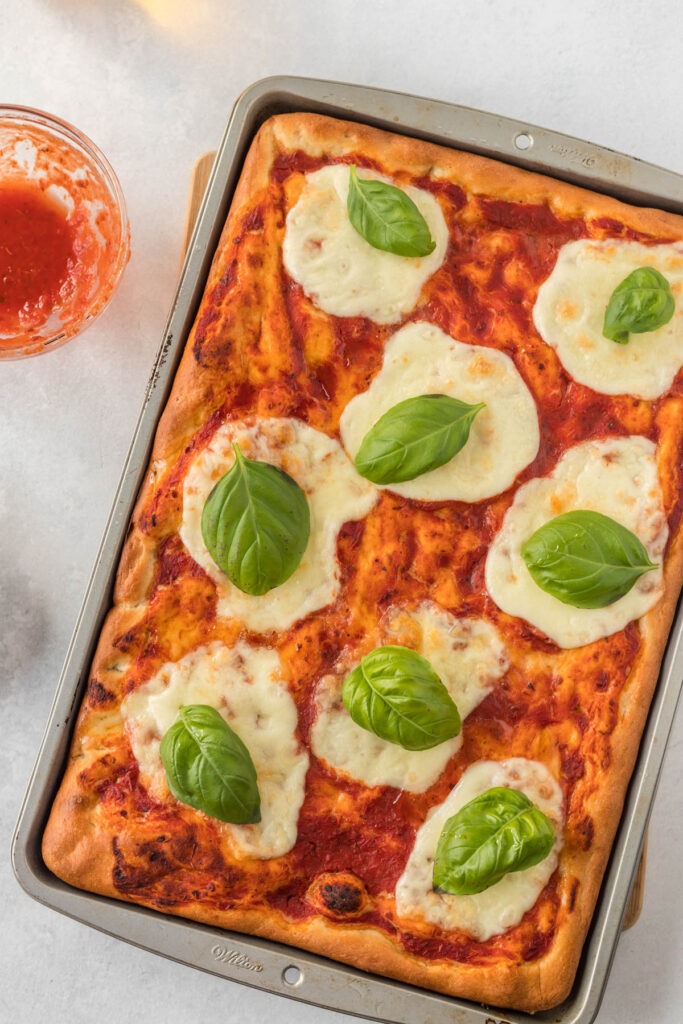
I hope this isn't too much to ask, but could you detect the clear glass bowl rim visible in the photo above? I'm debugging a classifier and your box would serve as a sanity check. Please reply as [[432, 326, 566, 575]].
[[0, 103, 130, 360]]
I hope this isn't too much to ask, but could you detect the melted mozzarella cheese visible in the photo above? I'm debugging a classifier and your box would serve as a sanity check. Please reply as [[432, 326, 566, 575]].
[[486, 436, 667, 648], [310, 603, 508, 792], [339, 322, 539, 502], [122, 642, 308, 859], [533, 239, 683, 399], [282, 165, 449, 323], [181, 417, 378, 632], [395, 758, 564, 941]]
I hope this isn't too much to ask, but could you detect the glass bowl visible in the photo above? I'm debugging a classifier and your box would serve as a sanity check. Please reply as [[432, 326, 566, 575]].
[[0, 105, 130, 360]]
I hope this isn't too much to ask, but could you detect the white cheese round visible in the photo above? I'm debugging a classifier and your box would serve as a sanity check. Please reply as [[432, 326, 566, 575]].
[[181, 417, 378, 632], [339, 322, 540, 502], [395, 758, 564, 941], [533, 239, 683, 399], [485, 436, 667, 648], [121, 641, 308, 860], [282, 165, 449, 323], [310, 603, 508, 792]]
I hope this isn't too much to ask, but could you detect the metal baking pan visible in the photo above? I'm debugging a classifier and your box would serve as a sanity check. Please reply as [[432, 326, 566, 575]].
[[12, 76, 683, 1024]]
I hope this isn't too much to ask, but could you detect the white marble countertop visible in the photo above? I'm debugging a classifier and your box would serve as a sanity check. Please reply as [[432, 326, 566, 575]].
[[2, 1, 682, 1021]]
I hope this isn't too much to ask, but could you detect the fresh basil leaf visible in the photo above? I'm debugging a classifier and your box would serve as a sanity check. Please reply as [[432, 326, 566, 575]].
[[347, 165, 436, 258], [160, 704, 261, 824], [201, 443, 310, 596], [354, 393, 485, 485], [603, 266, 675, 344], [521, 509, 657, 609], [433, 786, 555, 896], [342, 644, 461, 751]]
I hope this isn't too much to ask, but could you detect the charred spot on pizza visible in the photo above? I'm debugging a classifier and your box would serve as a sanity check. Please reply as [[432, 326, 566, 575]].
[[306, 872, 371, 919], [560, 749, 585, 784], [568, 877, 580, 912], [193, 329, 233, 370], [112, 835, 173, 892], [112, 622, 153, 658], [576, 814, 595, 852], [78, 752, 118, 789], [86, 678, 116, 707], [191, 260, 242, 369], [111, 827, 239, 904]]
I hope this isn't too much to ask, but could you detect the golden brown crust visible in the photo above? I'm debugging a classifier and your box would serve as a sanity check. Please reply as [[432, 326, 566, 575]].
[[43, 112, 683, 1013], [270, 112, 682, 235]]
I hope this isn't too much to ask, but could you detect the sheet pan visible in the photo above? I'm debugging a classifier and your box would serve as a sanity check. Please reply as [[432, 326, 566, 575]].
[[13, 76, 683, 1024]]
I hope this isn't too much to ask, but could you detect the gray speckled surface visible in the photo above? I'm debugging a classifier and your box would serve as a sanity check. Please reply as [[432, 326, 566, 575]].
[[2, 1, 683, 1021]]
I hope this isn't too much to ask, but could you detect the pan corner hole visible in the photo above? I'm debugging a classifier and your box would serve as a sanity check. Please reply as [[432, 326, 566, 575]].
[[514, 131, 533, 151], [282, 964, 304, 987]]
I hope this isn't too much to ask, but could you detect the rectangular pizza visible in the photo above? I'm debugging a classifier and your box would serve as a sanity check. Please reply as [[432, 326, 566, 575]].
[[43, 112, 683, 1013]]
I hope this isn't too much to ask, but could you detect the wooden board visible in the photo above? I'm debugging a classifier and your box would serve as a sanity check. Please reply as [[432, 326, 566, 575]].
[[623, 833, 647, 930], [180, 148, 647, 932], [181, 151, 216, 261]]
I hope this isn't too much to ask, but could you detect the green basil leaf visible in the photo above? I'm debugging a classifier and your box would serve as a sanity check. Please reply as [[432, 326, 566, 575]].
[[160, 704, 261, 824], [347, 165, 436, 258], [342, 644, 461, 751], [201, 443, 310, 596], [521, 509, 657, 609], [603, 266, 675, 344], [354, 393, 485, 485], [433, 787, 555, 896]]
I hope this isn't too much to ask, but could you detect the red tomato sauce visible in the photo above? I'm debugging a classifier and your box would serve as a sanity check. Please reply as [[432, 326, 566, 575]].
[[106, 150, 683, 967], [0, 184, 76, 340], [0, 118, 129, 357]]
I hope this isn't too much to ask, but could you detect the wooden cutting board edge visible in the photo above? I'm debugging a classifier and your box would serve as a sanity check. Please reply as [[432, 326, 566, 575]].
[[180, 149, 646, 932], [181, 151, 217, 261]]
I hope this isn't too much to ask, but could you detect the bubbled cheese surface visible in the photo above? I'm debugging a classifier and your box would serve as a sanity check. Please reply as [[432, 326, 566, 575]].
[[181, 417, 378, 632], [485, 436, 667, 648], [395, 758, 564, 940], [283, 165, 449, 323], [533, 239, 683, 399], [121, 641, 308, 859], [339, 322, 540, 502], [311, 603, 508, 792]]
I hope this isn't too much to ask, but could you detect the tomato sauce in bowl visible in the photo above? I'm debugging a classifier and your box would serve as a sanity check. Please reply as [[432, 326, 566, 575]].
[[0, 106, 130, 359]]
